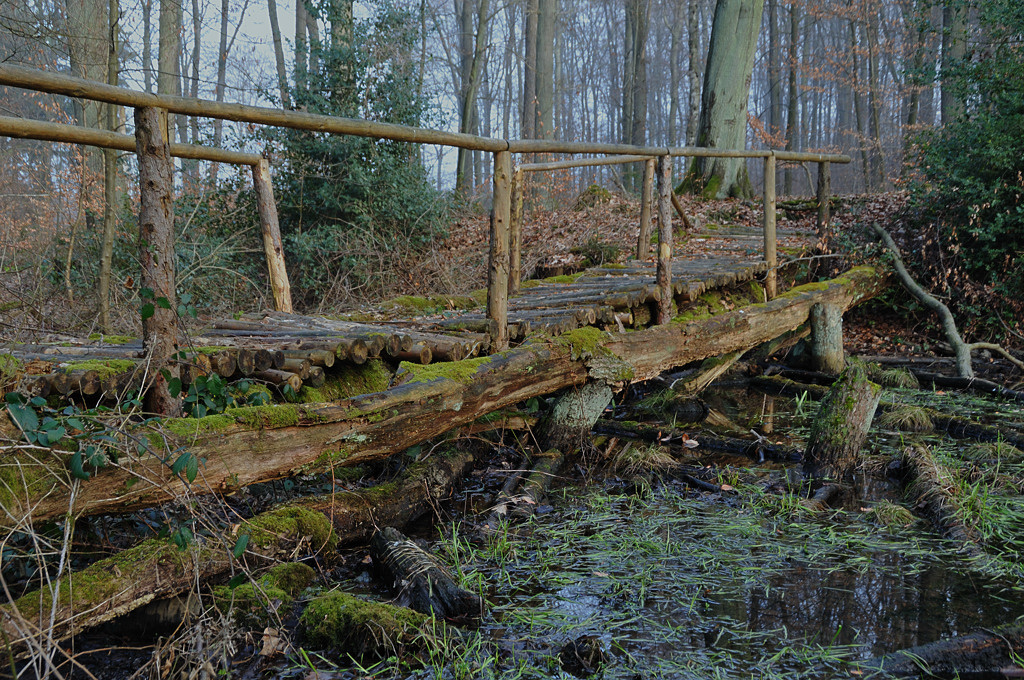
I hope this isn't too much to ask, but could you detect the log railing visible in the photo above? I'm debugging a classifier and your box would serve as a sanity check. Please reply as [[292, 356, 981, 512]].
[[0, 63, 848, 368]]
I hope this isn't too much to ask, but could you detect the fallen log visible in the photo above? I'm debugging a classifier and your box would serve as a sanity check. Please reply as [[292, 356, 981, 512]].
[[370, 526, 483, 622], [0, 447, 473, 650], [511, 448, 565, 520], [803, 362, 882, 480], [0, 266, 886, 525], [593, 419, 801, 462], [859, 622, 1024, 678]]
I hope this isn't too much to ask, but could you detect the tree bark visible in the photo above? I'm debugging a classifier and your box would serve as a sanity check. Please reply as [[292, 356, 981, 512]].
[[939, 0, 966, 124], [535, 0, 556, 140], [686, 0, 765, 199], [99, 0, 120, 332], [135, 106, 181, 417], [267, 0, 290, 108], [522, 0, 538, 141], [541, 380, 613, 453], [783, 0, 799, 195], [802, 361, 881, 480], [809, 302, 844, 374]]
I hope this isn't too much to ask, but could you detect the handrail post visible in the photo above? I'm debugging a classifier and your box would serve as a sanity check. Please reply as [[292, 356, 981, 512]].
[[763, 152, 778, 299], [252, 158, 294, 313], [816, 160, 831, 242], [488, 150, 512, 351], [135, 106, 181, 416], [509, 164, 524, 296], [636, 157, 655, 260], [656, 154, 673, 324]]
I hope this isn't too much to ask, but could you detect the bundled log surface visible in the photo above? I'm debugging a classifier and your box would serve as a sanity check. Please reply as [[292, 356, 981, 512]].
[[370, 527, 484, 622]]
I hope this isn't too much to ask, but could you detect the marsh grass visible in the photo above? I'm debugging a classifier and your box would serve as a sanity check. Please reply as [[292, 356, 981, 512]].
[[610, 442, 676, 476], [877, 405, 934, 432]]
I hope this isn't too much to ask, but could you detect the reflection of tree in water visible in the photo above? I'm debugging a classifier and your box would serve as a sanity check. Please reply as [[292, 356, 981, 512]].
[[719, 553, 1024, 657]]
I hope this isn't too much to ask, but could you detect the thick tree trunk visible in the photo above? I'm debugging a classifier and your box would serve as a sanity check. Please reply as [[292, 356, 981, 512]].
[[940, 1, 966, 124], [783, 1, 799, 195], [686, 0, 765, 199], [802, 362, 881, 480], [135, 106, 181, 417], [535, 0, 556, 140]]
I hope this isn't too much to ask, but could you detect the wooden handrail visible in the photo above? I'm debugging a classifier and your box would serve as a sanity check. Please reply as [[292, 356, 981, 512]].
[[0, 114, 262, 165]]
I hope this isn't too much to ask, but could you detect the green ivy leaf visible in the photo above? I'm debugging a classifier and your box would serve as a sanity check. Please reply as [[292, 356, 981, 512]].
[[69, 451, 90, 480], [185, 454, 199, 483], [7, 403, 39, 433], [232, 534, 249, 560], [141, 303, 155, 320]]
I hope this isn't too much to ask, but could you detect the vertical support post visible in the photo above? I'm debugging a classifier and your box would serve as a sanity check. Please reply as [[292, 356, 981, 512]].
[[810, 302, 845, 374], [816, 160, 832, 264], [636, 157, 656, 260], [656, 154, 673, 325], [763, 152, 778, 300], [252, 158, 294, 313], [488, 150, 512, 352], [509, 165, 524, 296], [135, 106, 181, 416]]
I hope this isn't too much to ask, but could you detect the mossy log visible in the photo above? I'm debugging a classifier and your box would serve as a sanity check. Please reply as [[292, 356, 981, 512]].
[[511, 448, 565, 521], [860, 622, 1024, 678], [300, 590, 448, 660], [1, 267, 886, 525], [593, 419, 801, 462], [802, 362, 882, 480], [0, 448, 473, 651], [370, 527, 483, 622], [895, 445, 980, 551]]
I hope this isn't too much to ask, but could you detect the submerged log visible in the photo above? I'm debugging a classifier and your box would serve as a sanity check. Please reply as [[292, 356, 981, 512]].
[[861, 622, 1024, 678], [370, 527, 483, 622], [802, 362, 881, 480], [1, 267, 887, 525]]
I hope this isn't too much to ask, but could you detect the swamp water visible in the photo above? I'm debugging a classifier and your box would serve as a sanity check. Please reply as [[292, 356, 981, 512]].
[[277, 386, 1024, 679]]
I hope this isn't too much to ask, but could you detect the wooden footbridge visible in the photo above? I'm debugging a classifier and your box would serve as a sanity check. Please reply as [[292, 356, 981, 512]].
[[0, 64, 886, 515]]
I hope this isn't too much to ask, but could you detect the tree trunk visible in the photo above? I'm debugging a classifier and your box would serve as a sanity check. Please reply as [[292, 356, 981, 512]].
[[939, 0, 966, 124], [135, 106, 181, 417], [535, 0, 556, 140], [686, 0, 765, 199], [686, 0, 701, 143], [522, 0, 538, 141], [456, 0, 490, 194], [783, 0, 799, 195], [142, 0, 153, 92], [865, 0, 887, 190], [157, 0, 183, 131], [623, 0, 649, 193], [863, 623, 1024, 679], [329, 0, 355, 115], [267, 0, 290, 107], [65, 0, 107, 186], [541, 380, 613, 453], [98, 0, 119, 332], [767, 0, 782, 149], [802, 361, 881, 480], [809, 302, 844, 374]]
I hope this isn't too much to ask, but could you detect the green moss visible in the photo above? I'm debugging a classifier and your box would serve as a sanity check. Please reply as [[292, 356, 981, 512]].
[[298, 360, 391, 402], [574, 183, 613, 211], [311, 446, 356, 469], [383, 295, 438, 313], [188, 345, 232, 355], [214, 561, 316, 624], [162, 414, 236, 440], [555, 326, 610, 359], [64, 359, 136, 380], [242, 506, 336, 552], [225, 404, 301, 429], [398, 355, 493, 385], [11, 538, 194, 622], [600, 263, 627, 270], [0, 456, 54, 520], [542, 272, 585, 285], [87, 333, 135, 344], [300, 591, 436, 657]]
